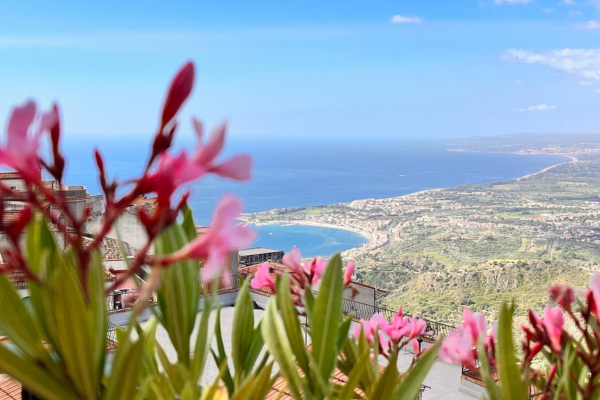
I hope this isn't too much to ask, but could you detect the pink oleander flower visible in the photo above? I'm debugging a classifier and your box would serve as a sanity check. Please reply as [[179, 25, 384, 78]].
[[305, 256, 327, 285], [439, 327, 477, 369], [461, 309, 487, 342], [191, 119, 252, 181], [406, 317, 428, 341], [282, 246, 304, 276], [542, 305, 564, 352], [143, 120, 252, 205], [344, 261, 354, 286], [549, 284, 575, 309], [0, 100, 57, 182], [167, 194, 256, 281], [354, 314, 388, 344], [251, 262, 275, 292], [590, 273, 600, 314]]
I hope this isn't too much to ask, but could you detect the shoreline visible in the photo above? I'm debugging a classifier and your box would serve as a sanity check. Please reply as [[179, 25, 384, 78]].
[[239, 218, 373, 243], [241, 151, 576, 252]]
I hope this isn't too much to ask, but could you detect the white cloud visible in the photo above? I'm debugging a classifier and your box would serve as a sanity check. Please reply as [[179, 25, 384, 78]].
[[560, 0, 576, 5], [577, 20, 600, 29], [502, 48, 600, 83], [494, 0, 531, 4], [580, 80, 595, 85], [512, 104, 557, 112], [390, 15, 422, 24], [569, 10, 583, 16]]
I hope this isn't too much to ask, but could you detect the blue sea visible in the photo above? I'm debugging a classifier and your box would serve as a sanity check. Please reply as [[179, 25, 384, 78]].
[[59, 137, 567, 257]]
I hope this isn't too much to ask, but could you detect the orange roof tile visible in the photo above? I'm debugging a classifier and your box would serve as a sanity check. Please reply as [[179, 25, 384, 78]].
[[0, 376, 21, 400], [0, 172, 21, 180]]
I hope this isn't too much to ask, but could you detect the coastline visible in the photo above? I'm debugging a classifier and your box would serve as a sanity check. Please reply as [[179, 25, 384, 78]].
[[241, 151, 576, 253], [239, 218, 373, 243]]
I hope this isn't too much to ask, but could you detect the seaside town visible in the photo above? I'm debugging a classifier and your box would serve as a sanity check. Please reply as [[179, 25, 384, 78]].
[[242, 138, 600, 321]]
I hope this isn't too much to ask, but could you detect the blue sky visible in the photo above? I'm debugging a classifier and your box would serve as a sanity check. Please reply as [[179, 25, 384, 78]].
[[0, 0, 600, 141]]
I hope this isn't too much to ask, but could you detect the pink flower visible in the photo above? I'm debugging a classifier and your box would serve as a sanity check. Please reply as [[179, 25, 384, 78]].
[[549, 284, 575, 309], [439, 327, 477, 369], [542, 305, 564, 352], [590, 273, 600, 314], [412, 339, 420, 355], [0, 100, 57, 182], [143, 151, 205, 203], [143, 121, 252, 204], [251, 262, 275, 292], [354, 314, 389, 344], [282, 246, 304, 277], [305, 257, 327, 285], [344, 261, 354, 286], [462, 309, 487, 342], [168, 194, 255, 280], [407, 318, 427, 341], [191, 119, 252, 181]]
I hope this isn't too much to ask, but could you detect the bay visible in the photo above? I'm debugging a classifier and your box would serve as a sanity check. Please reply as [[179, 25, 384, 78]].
[[59, 136, 568, 256]]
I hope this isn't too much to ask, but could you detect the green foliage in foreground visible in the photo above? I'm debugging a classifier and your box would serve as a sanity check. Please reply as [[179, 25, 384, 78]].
[[0, 212, 438, 399]]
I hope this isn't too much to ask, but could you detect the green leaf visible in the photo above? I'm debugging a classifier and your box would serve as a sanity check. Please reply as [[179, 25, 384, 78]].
[[104, 327, 146, 400], [230, 362, 274, 400], [393, 340, 441, 400], [262, 299, 304, 399], [155, 222, 200, 365], [232, 280, 255, 384], [191, 295, 214, 383], [48, 253, 100, 399], [0, 274, 49, 361], [337, 350, 370, 400], [311, 253, 344, 384], [371, 351, 400, 400], [242, 321, 265, 374], [477, 340, 503, 400], [213, 306, 235, 394], [496, 303, 528, 400], [0, 344, 78, 400], [275, 274, 309, 374]]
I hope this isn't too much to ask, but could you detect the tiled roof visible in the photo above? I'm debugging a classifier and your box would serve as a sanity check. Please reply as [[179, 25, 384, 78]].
[[0, 376, 21, 400], [97, 237, 136, 261], [0, 172, 21, 180], [128, 196, 158, 216]]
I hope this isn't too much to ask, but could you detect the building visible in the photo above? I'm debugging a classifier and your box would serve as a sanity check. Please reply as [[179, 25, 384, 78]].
[[238, 247, 284, 266]]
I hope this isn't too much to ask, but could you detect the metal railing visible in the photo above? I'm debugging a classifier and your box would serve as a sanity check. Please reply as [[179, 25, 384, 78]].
[[106, 274, 240, 312], [462, 366, 542, 399], [6, 271, 26, 289], [241, 269, 455, 341], [106, 321, 119, 352]]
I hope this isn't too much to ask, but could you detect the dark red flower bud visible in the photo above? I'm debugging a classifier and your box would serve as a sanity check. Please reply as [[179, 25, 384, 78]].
[[526, 342, 544, 362], [160, 62, 194, 130], [49, 104, 65, 183]]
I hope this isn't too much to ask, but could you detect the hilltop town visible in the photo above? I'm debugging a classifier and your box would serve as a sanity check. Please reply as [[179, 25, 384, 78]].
[[242, 134, 600, 322]]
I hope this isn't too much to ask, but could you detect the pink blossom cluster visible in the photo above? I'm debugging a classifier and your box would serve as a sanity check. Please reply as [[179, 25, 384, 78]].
[[0, 62, 256, 294], [438, 309, 495, 370], [352, 307, 429, 357], [250, 246, 355, 293]]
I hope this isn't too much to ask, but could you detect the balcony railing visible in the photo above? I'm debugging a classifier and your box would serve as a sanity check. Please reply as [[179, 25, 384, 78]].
[[461, 366, 542, 399], [106, 321, 120, 352], [106, 274, 240, 312], [240, 270, 455, 341]]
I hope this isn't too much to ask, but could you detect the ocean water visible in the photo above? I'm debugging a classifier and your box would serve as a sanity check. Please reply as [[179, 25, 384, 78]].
[[59, 136, 567, 256]]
